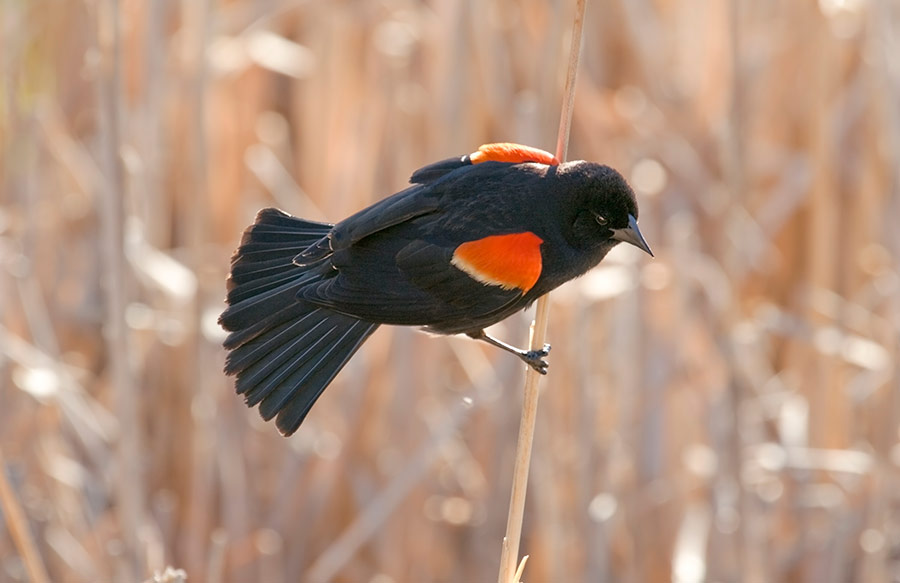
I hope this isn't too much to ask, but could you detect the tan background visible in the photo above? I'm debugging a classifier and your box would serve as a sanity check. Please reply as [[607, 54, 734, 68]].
[[1, 0, 899, 581]]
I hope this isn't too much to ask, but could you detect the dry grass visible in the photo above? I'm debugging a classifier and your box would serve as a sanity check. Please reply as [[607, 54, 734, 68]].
[[2, 0, 899, 581]]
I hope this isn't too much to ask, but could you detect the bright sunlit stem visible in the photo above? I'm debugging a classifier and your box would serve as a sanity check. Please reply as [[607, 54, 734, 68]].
[[496, 1, 588, 582]]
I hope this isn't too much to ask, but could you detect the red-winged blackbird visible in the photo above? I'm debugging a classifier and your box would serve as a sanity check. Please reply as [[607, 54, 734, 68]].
[[220, 143, 652, 435]]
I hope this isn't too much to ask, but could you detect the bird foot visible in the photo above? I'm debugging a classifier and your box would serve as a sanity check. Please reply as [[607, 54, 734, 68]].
[[521, 344, 551, 375]]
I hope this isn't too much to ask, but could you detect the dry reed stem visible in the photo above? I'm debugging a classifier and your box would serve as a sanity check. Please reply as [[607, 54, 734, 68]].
[[96, 0, 144, 576], [497, 1, 587, 581], [513, 555, 529, 583], [0, 448, 50, 583]]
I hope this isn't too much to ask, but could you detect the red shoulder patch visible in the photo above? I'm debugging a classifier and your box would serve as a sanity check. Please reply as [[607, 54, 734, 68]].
[[451, 232, 544, 293], [468, 143, 559, 167]]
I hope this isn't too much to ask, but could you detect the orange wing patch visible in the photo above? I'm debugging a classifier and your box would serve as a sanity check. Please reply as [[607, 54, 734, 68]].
[[469, 143, 559, 166], [451, 232, 544, 293]]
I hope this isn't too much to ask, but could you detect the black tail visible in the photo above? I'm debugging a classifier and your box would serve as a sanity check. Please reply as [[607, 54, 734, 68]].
[[219, 208, 379, 435]]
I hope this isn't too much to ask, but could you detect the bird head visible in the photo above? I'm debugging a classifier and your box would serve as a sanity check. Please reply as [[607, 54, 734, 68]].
[[562, 161, 653, 257]]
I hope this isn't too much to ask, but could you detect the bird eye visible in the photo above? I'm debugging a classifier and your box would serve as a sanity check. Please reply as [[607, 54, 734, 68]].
[[595, 215, 609, 226]]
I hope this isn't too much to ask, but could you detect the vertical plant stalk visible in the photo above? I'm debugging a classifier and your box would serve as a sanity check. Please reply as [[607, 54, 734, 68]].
[[97, 0, 143, 576], [723, 0, 749, 578], [497, 1, 587, 582], [0, 449, 50, 583]]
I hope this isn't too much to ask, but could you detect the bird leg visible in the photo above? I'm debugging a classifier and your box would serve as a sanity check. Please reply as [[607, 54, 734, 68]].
[[466, 330, 551, 375]]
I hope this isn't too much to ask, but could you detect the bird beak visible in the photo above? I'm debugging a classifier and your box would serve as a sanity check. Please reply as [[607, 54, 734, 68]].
[[612, 214, 654, 257]]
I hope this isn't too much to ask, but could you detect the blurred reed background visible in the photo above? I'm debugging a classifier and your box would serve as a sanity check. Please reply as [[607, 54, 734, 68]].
[[2, 0, 899, 581]]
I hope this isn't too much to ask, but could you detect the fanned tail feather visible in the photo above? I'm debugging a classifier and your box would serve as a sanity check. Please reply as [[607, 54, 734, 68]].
[[219, 208, 379, 435]]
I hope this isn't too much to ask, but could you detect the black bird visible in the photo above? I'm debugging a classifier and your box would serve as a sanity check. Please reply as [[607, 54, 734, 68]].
[[219, 143, 652, 435]]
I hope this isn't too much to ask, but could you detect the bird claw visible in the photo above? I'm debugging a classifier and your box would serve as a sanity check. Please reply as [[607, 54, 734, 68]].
[[522, 344, 551, 375]]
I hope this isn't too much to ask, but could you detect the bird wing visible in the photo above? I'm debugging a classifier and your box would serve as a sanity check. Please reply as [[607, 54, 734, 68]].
[[298, 217, 544, 332], [294, 183, 442, 264], [296, 144, 559, 332], [297, 142, 557, 263]]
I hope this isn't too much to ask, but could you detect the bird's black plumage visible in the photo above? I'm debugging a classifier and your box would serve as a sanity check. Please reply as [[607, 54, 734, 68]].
[[220, 145, 652, 435]]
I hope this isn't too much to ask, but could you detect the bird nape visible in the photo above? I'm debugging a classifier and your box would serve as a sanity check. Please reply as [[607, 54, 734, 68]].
[[219, 142, 653, 435]]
